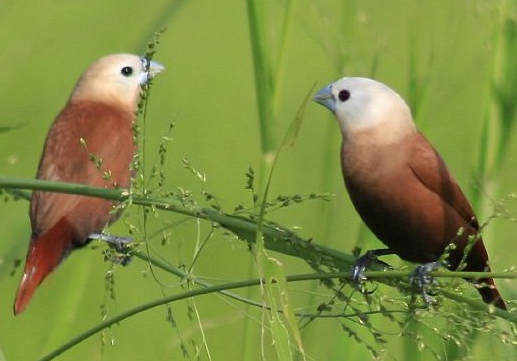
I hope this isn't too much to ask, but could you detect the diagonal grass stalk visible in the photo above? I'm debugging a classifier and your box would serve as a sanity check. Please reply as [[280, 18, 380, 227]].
[[251, 83, 315, 361], [245, 2, 297, 359]]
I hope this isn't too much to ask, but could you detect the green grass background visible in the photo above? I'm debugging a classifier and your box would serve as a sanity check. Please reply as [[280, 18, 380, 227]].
[[0, 0, 516, 360]]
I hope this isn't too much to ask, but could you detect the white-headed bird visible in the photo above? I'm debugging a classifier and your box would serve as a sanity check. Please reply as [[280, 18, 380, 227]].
[[313, 76, 506, 310], [14, 54, 164, 314]]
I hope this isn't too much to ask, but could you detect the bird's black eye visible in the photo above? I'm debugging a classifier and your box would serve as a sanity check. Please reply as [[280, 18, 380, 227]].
[[121, 66, 134, 77], [338, 89, 351, 102]]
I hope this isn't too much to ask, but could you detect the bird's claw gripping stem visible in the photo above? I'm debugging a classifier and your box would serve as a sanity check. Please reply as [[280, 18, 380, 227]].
[[351, 249, 393, 292], [88, 232, 133, 266], [409, 261, 442, 305]]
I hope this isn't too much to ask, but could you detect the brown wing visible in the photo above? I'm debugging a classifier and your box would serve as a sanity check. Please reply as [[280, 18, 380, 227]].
[[30, 100, 136, 243], [403, 131, 485, 268], [407, 132, 506, 309], [15, 100, 137, 314], [408, 131, 479, 230]]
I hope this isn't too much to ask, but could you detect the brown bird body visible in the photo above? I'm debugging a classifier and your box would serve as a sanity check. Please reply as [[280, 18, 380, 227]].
[[314, 77, 506, 309], [15, 54, 164, 314]]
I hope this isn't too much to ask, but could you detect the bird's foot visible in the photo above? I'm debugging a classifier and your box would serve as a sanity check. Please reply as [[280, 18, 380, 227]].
[[88, 233, 133, 266], [409, 261, 442, 306], [89, 232, 133, 251], [351, 249, 393, 293]]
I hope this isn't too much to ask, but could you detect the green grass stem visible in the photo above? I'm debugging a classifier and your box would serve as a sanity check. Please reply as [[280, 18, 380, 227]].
[[1, 177, 515, 310], [34, 260, 517, 361]]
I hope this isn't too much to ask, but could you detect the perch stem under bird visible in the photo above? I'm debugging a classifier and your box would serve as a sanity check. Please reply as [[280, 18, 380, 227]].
[[14, 54, 164, 314], [313, 76, 506, 310]]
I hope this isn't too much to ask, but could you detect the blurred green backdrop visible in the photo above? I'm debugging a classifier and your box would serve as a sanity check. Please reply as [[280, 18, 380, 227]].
[[1, 0, 516, 360]]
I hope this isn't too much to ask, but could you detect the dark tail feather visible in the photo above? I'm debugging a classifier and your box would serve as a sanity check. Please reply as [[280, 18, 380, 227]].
[[461, 240, 507, 310], [14, 218, 73, 314], [476, 278, 506, 310]]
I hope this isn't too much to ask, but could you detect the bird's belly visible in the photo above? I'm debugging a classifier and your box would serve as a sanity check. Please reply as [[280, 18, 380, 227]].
[[344, 166, 469, 264]]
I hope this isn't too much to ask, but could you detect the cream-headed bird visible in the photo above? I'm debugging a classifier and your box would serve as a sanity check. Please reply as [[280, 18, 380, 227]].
[[313, 77, 506, 310], [15, 54, 164, 314]]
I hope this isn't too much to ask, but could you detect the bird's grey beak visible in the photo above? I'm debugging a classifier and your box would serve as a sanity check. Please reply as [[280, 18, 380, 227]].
[[139, 58, 165, 84], [313, 85, 335, 113], [147, 59, 165, 78]]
